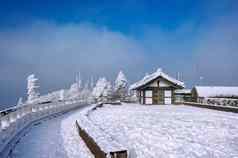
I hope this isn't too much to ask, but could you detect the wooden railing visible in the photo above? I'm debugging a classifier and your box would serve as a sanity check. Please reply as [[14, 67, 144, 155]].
[[179, 102, 238, 113]]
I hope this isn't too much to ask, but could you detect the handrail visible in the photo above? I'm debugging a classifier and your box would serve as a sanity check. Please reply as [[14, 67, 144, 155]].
[[0, 99, 90, 157], [178, 101, 238, 113]]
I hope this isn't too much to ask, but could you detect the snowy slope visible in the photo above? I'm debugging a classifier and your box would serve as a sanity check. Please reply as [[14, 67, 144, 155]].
[[89, 104, 238, 158]]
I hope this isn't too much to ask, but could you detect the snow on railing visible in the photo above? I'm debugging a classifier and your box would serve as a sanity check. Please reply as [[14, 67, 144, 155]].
[[180, 101, 238, 113], [0, 99, 90, 156]]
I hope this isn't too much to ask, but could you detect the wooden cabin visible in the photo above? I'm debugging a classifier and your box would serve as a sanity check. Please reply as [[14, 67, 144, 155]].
[[130, 68, 185, 105]]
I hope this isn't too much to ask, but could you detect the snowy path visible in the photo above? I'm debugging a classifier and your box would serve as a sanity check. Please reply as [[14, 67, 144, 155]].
[[7, 108, 93, 158]]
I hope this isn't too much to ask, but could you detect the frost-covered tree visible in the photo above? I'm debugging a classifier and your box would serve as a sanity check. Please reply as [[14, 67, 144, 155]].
[[90, 76, 94, 90], [103, 81, 113, 101], [81, 81, 89, 97], [67, 73, 82, 100], [76, 72, 82, 90], [17, 97, 23, 106], [114, 71, 128, 100], [27, 74, 40, 103], [81, 80, 93, 101], [92, 77, 109, 101], [59, 89, 65, 101], [68, 82, 80, 99], [36, 89, 66, 103]]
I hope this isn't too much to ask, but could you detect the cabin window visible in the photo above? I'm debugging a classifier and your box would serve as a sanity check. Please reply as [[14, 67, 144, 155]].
[[145, 90, 153, 104], [164, 90, 172, 97], [145, 90, 153, 97], [164, 90, 172, 104]]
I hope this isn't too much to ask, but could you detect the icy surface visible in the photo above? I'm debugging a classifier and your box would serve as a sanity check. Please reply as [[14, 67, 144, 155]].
[[8, 109, 93, 158], [89, 104, 238, 158]]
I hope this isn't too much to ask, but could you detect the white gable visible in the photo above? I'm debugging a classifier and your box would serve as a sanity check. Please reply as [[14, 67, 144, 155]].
[[146, 78, 172, 88], [130, 68, 185, 90], [159, 79, 170, 87], [147, 80, 158, 87]]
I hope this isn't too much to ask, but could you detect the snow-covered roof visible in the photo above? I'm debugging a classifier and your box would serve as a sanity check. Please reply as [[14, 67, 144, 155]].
[[194, 86, 238, 98], [174, 89, 191, 94], [130, 68, 185, 90]]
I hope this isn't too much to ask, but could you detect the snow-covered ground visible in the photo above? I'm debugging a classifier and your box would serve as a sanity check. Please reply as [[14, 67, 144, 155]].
[[7, 109, 93, 158], [88, 104, 238, 158]]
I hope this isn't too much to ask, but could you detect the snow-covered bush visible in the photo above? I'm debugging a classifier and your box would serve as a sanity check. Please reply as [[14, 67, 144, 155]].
[[27, 74, 40, 103], [114, 71, 128, 101]]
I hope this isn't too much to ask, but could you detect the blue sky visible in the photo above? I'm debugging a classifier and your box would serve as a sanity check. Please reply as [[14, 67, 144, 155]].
[[0, 0, 238, 108], [1, 0, 236, 32]]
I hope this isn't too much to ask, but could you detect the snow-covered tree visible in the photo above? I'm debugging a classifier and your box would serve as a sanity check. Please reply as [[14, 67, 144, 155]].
[[35, 89, 66, 103], [76, 72, 82, 90], [68, 82, 80, 99], [103, 81, 113, 101], [92, 77, 106, 98], [92, 77, 109, 101], [66, 73, 83, 100], [17, 97, 23, 106], [27, 74, 40, 103], [92, 78, 114, 102], [114, 71, 128, 100], [90, 76, 94, 90], [81, 80, 93, 101], [59, 89, 65, 101]]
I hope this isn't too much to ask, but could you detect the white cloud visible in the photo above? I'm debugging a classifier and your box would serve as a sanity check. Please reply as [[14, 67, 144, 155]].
[[0, 18, 238, 106], [0, 22, 147, 106]]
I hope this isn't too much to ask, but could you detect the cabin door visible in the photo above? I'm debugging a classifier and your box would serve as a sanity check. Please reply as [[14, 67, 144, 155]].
[[164, 90, 172, 104]]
